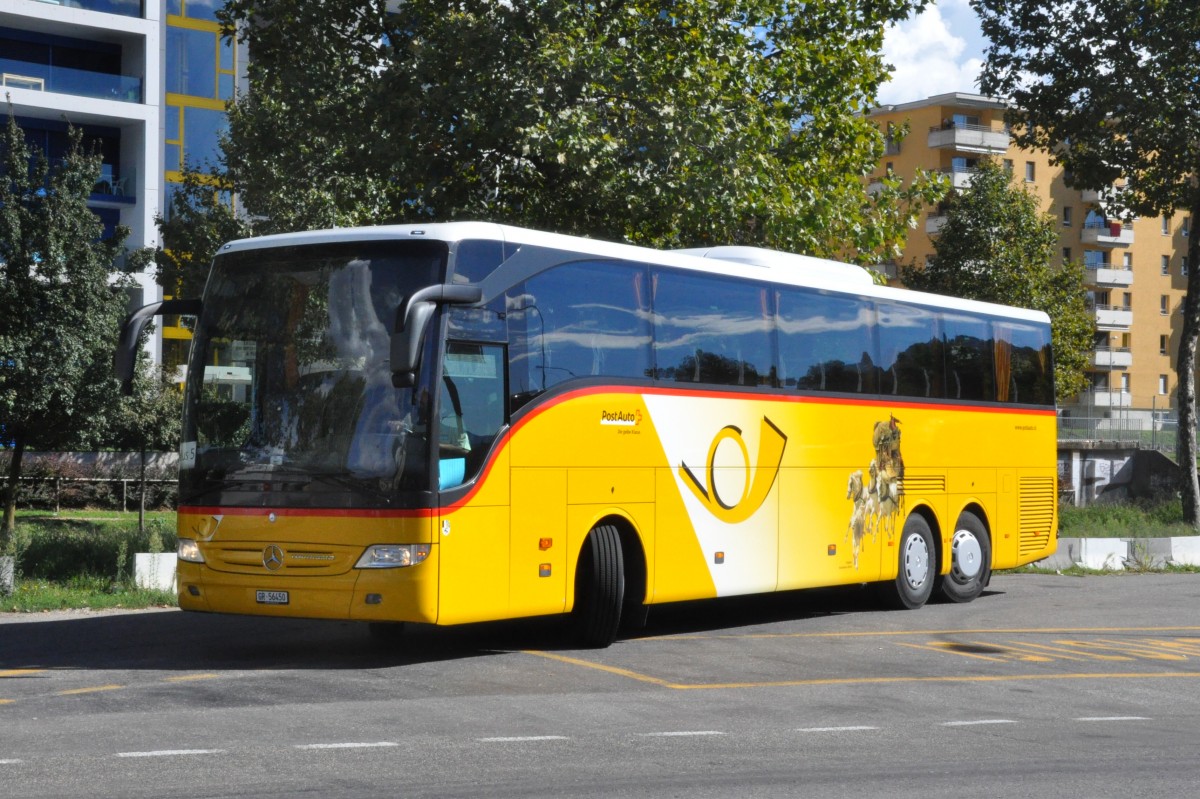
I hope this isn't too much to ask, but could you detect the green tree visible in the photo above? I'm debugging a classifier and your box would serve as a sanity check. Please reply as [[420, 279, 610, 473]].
[[974, 0, 1200, 525], [0, 115, 133, 547], [901, 158, 1093, 403], [216, 0, 940, 262], [108, 359, 182, 534], [153, 169, 252, 302]]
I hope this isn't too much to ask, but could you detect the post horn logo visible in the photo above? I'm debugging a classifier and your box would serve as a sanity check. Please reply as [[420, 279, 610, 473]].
[[679, 416, 787, 524]]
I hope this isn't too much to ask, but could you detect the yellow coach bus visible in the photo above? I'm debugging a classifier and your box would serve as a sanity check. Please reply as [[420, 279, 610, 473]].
[[116, 222, 1057, 647]]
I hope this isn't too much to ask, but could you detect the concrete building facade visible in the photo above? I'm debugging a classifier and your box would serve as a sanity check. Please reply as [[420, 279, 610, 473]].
[[867, 92, 1192, 419], [3, 0, 239, 367]]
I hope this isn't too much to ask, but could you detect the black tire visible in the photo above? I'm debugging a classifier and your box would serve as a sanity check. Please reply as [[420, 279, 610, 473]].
[[572, 525, 625, 648], [937, 511, 991, 603], [877, 513, 936, 610]]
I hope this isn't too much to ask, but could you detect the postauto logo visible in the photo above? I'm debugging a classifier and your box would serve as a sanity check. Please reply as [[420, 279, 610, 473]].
[[679, 416, 787, 524]]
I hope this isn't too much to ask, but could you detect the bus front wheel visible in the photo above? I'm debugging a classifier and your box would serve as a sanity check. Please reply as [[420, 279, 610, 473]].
[[572, 525, 625, 648], [877, 513, 936, 610], [937, 512, 990, 603]]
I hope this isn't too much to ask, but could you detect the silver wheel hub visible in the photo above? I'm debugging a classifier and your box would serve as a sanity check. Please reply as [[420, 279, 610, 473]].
[[951, 529, 983, 581], [902, 533, 930, 589]]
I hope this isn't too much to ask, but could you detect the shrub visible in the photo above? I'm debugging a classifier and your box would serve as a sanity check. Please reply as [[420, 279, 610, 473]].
[[16, 517, 178, 582]]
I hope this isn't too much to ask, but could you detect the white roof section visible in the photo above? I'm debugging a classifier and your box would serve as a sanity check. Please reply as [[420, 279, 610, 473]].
[[868, 92, 1010, 118], [217, 222, 1048, 324]]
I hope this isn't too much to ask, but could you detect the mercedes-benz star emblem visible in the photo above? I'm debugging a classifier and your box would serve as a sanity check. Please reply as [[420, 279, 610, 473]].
[[263, 545, 284, 571]]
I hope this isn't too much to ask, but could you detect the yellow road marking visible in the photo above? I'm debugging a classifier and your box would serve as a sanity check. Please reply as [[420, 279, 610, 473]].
[[642, 626, 1200, 642], [57, 685, 123, 696], [0, 699, 13, 705], [996, 640, 1095, 661], [163, 673, 221, 683], [523, 651, 1200, 690], [0, 669, 46, 678], [523, 651, 677, 687]]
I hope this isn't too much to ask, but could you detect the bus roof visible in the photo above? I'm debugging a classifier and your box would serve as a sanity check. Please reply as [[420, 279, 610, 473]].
[[216, 222, 1050, 325]]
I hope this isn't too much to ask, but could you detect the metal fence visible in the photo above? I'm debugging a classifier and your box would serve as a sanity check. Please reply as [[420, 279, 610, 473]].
[[1058, 407, 1186, 453]]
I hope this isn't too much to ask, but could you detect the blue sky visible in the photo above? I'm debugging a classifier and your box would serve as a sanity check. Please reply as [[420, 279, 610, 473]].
[[877, 0, 989, 106]]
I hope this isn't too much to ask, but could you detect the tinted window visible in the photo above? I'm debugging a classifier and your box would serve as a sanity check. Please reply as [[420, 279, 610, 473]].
[[878, 303, 942, 398], [943, 311, 995, 401], [995, 320, 1055, 405], [508, 260, 651, 408], [653, 270, 775, 387], [778, 289, 877, 393]]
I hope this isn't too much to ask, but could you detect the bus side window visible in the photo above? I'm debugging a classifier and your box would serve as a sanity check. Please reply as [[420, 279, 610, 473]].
[[778, 288, 877, 394], [507, 261, 651, 410], [994, 320, 1054, 405], [942, 311, 995, 401], [440, 342, 506, 489], [878, 302, 942, 398], [652, 270, 774, 387]]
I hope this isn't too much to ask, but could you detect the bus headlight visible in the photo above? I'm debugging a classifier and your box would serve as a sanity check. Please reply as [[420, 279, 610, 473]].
[[177, 538, 205, 563], [355, 544, 431, 569]]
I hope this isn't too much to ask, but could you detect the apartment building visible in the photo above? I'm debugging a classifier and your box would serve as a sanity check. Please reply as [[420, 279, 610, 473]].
[[867, 92, 1192, 416], [2, 0, 239, 368]]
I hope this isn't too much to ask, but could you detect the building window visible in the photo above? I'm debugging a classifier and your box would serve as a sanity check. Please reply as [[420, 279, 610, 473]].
[[1162, 255, 1170, 275], [1185, 256, 1191, 276], [1024, 162, 1035, 182], [1062, 207, 1072, 227], [1185, 217, 1191, 238], [1163, 215, 1170, 235], [1123, 252, 1133, 268], [1003, 159, 1014, 173], [1161, 334, 1169, 355], [1084, 250, 1108, 268], [1161, 295, 1170, 315], [1063, 247, 1072, 263], [1123, 292, 1132, 309], [1160, 375, 1169, 395], [1122, 374, 1130, 392]]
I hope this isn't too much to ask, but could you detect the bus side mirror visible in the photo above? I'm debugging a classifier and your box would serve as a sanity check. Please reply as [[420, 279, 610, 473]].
[[390, 284, 482, 388], [114, 298, 202, 395]]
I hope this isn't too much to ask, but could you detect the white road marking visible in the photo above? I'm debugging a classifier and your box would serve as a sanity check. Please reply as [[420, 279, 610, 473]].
[[295, 742, 399, 750], [1074, 716, 1151, 722], [116, 749, 226, 758], [0, 759, 24, 765], [477, 736, 570, 743], [639, 731, 726, 737], [795, 726, 879, 733], [941, 719, 1017, 727]]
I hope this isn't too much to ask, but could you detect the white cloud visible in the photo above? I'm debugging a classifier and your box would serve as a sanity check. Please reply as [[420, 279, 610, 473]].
[[877, 0, 987, 106]]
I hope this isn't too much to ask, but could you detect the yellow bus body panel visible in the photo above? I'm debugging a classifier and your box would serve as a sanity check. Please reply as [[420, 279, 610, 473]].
[[177, 387, 1056, 624]]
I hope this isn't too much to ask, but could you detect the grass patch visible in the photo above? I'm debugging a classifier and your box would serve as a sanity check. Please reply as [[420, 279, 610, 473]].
[[1057, 500, 1197, 539], [1003, 562, 1200, 576], [7, 515, 177, 582], [0, 576, 175, 612]]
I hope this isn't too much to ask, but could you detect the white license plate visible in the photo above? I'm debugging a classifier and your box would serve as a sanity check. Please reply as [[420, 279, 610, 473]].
[[256, 590, 289, 605]]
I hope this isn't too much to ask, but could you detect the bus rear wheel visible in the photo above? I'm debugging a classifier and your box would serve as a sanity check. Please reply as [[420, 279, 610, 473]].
[[572, 525, 625, 648], [877, 513, 936, 610], [937, 512, 990, 603]]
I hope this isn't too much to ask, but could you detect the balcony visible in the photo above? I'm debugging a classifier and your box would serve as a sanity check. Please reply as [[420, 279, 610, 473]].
[[938, 167, 977, 190], [0, 58, 141, 104], [31, 0, 144, 17], [927, 123, 1010, 154], [1085, 264, 1133, 287], [925, 212, 947, 234], [1079, 390, 1133, 408], [1092, 347, 1133, 369], [1093, 305, 1132, 329], [1081, 220, 1134, 247], [91, 164, 137, 205]]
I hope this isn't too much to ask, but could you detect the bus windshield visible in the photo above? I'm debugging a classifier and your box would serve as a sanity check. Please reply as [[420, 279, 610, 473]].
[[180, 240, 447, 508]]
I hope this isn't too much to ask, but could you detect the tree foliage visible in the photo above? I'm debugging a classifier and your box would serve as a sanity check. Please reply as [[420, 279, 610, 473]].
[[214, 0, 939, 260], [153, 171, 252, 301], [0, 115, 132, 547], [901, 158, 1093, 403], [974, 0, 1200, 525]]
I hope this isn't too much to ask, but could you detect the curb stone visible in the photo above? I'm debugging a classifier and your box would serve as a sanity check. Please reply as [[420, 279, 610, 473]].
[[1034, 536, 1200, 571]]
